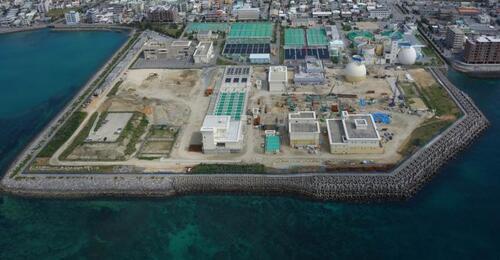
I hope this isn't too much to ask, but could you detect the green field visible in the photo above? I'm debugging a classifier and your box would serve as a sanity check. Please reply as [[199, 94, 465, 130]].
[[400, 118, 453, 156], [38, 111, 87, 157], [59, 112, 98, 160], [419, 84, 461, 117]]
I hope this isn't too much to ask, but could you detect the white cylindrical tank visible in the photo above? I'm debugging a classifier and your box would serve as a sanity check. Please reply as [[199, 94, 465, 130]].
[[397, 46, 417, 65], [344, 56, 366, 83]]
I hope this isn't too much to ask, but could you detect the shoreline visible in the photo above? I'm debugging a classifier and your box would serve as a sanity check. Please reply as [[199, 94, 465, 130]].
[[0, 28, 490, 201]]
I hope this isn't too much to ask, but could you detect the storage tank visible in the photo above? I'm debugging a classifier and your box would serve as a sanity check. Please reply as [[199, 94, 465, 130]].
[[344, 55, 366, 83], [397, 46, 417, 65]]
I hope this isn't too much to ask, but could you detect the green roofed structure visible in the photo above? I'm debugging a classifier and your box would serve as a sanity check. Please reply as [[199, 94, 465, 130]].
[[186, 23, 230, 33], [306, 28, 329, 46], [265, 135, 280, 154], [227, 22, 273, 44], [285, 28, 306, 47], [213, 92, 246, 121]]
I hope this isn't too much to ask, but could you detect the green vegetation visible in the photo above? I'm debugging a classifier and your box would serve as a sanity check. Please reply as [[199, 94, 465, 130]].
[[60, 112, 99, 160], [120, 113, 149, 155], [216, 58, 236, 65], [342, 24, 352, 31], [138, 23, 184, 38], [94, 111, 109, 132], [47, 8, 79, 20], [400, 118, 453, 156], [190, 163, 266, 174], [38, 112, 87, 157], [419, 84, 461, 117], [107, 80, 123, 97], [400, 82, 418, 98]]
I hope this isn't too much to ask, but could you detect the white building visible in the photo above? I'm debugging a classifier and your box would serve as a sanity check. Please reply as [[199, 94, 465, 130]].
[[201, 115, 243, 153], [326, 111, 382, 154], [368, 8, 390, 20], [288, 111, 320, 148], [236, 6, 260, 20], [193, 41, 214, 64], [249, 53, 270, 64], [201, 66, 252, 153], [268, 66, 288, 93], [65, 11, 80, 25]]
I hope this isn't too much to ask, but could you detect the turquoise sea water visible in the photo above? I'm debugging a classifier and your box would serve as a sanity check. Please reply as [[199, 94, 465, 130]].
[[0, 30, 499, 259]]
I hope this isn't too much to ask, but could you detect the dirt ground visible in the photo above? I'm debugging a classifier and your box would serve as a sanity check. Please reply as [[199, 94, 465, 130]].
[[54, 66, 439, 172], [408, 68, 437, 88]]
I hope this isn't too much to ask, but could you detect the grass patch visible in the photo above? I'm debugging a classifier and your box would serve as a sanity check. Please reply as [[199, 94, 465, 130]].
[[190, 163, 266, 174], [399, 118, 453, 156], [107, 80, 123, 97], [93, 111, 108, 132], [419, 83, 461, 117], [59, 112, 99, 160], [47, 8, 79, 20], [138, 23, 184, 38], [119, 113, 149, 155], [38, 112, 87, 157], [216, 58, 236, 65], [400, 82, 417, 98]]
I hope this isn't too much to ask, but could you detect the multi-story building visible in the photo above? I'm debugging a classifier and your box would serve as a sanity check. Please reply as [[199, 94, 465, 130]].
[[268, 66, 288, 93], [64, 11, 80, 25], [445, 26, 465, 53], [147, 5, 177, 22], [326, 111, 383, 154], [193, 41, 214, 64], [368, 8, 391, 20], [288, 111, 320, 148], [463, 36, 500, 64]]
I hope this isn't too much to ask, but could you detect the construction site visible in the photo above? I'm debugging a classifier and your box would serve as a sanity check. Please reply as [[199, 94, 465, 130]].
[[27, 58, 460, 174]]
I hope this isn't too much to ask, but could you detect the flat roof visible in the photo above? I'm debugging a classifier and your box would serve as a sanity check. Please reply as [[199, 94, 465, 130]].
[[290, 120, 320, 133], [249, 53, 270, 59], [269, 66, 287, 82], [326, 119, 345, 144], [265, 135, 280, 152], [289, 111, 316, 119], [343, 114, 379, 140], [227, 22, 273, 39], [194, 41, 212, 56], [327, 112, 381, 144], [201, 115, 242, 143], [171, 40, 192, 47]]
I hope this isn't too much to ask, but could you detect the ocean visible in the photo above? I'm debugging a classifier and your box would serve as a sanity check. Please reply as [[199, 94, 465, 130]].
[[0, 29, 499, 259]]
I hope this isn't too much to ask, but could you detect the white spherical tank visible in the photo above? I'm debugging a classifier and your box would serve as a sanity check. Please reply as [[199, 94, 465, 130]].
[[397, 46, 417, 65], [344, 57, 367, 83]]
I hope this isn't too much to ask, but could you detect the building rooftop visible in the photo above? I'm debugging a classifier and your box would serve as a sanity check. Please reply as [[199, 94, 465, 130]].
[[327, 111, 380, 144], [288, 111, 320, 133], [193, 41, 212, 57], [201, 115, 242, 142], [268, 66, 288, 82], [289, 111, 316, 119]]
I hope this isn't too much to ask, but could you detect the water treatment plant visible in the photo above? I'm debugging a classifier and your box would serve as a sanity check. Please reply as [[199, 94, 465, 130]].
[[0, 3, 493, 201]]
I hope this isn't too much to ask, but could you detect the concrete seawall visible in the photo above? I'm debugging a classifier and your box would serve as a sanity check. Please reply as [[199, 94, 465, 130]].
[[0, 66, 489, 201]]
